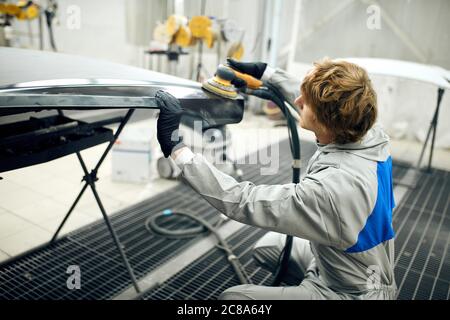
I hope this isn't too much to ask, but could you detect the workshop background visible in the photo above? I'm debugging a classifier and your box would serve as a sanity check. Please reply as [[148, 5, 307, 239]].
[[0, 0, 449, 301], [6, 0, 450, 146]]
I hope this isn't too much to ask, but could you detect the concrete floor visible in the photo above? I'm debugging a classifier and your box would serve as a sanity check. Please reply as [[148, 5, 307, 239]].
[[0, 113, 449, 263]]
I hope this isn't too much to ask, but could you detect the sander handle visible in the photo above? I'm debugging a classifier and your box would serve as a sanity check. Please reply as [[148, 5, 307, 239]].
[[230, 69, 263, 90]]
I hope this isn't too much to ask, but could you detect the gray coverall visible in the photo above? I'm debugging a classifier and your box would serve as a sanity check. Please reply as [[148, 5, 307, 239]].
[[173, 68, 397, 300]]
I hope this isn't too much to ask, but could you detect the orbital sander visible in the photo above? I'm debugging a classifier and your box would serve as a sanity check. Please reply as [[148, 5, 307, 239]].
[[202, 64, 263, 99]]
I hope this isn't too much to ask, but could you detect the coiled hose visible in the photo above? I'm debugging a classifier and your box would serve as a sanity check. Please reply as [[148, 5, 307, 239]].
[[145, 209, 251, 284]]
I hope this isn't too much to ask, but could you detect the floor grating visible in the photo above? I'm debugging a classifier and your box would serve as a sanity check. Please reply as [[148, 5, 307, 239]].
[[0, 138, 448, 300]]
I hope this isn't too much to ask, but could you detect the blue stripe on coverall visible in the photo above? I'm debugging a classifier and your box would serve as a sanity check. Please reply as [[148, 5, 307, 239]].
[[345, 156, 396, 253]]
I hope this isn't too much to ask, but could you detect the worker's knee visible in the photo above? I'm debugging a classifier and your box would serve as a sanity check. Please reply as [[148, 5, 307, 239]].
[[252, 244, 280, 271], [252, 232, 313, 285], [219, 285, 255, 300], [252, 232, 285, 270], [254, 231, 286, 250]]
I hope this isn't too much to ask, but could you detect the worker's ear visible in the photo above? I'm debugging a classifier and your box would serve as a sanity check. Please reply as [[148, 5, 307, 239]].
[[294, 95, 303, 109]]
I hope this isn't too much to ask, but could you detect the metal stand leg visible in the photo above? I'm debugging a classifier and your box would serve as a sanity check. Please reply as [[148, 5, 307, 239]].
[[416, 88, 445, 173], [76, 151, 140, 293], [50, 109, 141, 293], [50, 182, 88, 243]]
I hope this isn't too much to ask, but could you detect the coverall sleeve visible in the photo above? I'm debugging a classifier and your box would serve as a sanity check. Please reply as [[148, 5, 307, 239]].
[[263, 67, 302, 107], [180, 153, 342, 247]]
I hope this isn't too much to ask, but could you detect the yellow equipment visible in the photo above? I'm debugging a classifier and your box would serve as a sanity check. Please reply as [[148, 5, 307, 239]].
[[203, 27, 216, 49], [16, 0, 39, 20], [188, 15, 211, 38], [166, 14, 187, 36], [202, 65, 238, 99], [227, 42, 244, 60], [202, 64, 263, 99], [0, 3, 21, 16], [174, 25, 194, 48], [188, 15, 216, 49], [153, 15, 246, 52], [0, 1, 40, 20]]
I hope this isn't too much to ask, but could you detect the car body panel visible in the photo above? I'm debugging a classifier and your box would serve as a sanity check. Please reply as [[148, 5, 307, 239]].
[[0, 48, 244, 127]]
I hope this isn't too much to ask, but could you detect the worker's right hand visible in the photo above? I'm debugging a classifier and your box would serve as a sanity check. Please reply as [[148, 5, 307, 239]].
[[155, 90, 185, 158], [227, 58, 268, 80]]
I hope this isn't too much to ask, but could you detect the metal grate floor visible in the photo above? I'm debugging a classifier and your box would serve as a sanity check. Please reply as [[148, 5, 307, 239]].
[[0, 137, 448, 300], [142, 226, 275, 300], [140, 163, 449, 300], [0, 138, 316, 300], [393, 168, 450, 299]]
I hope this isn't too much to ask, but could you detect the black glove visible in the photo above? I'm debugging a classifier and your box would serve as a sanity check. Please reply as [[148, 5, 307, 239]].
[[155, 90, 184, 158], [227, 58, 268, 80]]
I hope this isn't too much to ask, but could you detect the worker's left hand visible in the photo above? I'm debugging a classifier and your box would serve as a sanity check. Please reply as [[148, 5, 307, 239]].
[[155, 90, 184, 158], [227, 58, 267, 80]]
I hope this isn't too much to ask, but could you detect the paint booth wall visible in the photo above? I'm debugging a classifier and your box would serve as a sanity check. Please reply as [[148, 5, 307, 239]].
[[290, 62, 450, 149], [293, 0, 450, 69], [8, 0, 265, 74]]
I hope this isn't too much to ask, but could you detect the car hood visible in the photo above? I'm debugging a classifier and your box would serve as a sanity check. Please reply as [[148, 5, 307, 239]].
[[0, 47, 244, 128]]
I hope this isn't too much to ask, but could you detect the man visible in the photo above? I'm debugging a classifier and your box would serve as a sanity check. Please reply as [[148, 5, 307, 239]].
[[154, 58, 397, 300]]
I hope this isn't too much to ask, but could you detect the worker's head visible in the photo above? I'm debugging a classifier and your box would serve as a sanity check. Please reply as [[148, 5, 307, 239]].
[[294, 58, 377, 144]]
